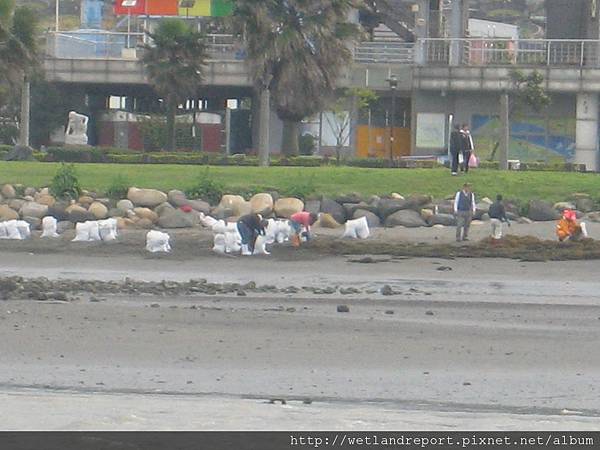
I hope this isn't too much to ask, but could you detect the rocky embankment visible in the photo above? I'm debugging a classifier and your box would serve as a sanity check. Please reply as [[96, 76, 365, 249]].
[[1, 183, 599, 233]]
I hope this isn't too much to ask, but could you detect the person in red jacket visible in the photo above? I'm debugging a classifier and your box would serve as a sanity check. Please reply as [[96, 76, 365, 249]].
[[289, 212, 318, 247]]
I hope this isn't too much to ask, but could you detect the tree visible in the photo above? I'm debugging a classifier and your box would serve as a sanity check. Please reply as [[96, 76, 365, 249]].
[[324, 88, 377, 163], [233, 0, 361, 158], [493, 69, 550, 169], [0, 0, 39, 148], [141, 19, 207, 151]]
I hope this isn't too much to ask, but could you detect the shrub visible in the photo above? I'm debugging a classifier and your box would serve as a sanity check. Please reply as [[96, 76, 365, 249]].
[[185, 169, 225, 205], [105, 174, 130, 199], [346, 158, 393, 168], [273, 156, 323, 167], [50, 163, 82, 200], [46, 146, 107, 163], [106, 153, 144, 164], [298, 134, 316, 155]]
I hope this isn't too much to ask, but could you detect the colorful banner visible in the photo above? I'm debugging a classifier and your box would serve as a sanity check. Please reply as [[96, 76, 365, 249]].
[[114, 0, 232, 17]]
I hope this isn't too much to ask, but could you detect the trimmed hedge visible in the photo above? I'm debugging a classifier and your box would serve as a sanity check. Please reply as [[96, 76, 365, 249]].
[[6, 145, 588, 172]]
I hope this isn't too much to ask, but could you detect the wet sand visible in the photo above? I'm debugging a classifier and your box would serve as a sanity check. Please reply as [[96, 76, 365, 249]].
[[0, 239, 599, 430]]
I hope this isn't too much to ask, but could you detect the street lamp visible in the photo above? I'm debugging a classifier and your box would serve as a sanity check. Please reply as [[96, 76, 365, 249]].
[[121, 0, 137, 49], [55, 0, 60, 32], [386, 74, 398, 163]]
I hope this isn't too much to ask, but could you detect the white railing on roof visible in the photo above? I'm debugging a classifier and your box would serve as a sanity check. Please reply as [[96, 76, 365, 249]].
[[417, 38, 600, 67]]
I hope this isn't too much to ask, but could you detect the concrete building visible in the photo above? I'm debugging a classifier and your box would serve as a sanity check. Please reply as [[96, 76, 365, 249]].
[[40, 0, 600, 170]]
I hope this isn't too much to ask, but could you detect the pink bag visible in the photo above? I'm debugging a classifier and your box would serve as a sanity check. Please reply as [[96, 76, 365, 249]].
[[468, 153, 479, 168]]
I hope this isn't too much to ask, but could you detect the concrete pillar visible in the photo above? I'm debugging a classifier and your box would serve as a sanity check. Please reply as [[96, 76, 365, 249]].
[[349, 94, 358, 157], [19, 78, 30, 148], [414, 0, 430, 65], [449, 0, 466, 66], [258, 88, 270, 166], [576, 92, 599, 171], [499, 92, 509, 171]]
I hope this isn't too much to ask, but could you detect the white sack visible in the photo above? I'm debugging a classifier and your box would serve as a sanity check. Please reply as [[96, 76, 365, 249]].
[[224, 230, 241, 253], [146, 230, 171, 253], [343, 216, 370, 239], [16, 220, 31, 239], [98, 218, 118, 241], [41, 216, 59, 238], [72, 221, 101, 242], [200, 213, 218, 228], [212, 233, 226, 254]]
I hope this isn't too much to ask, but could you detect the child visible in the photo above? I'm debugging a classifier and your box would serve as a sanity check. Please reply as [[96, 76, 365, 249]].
[[289, 211, 318, 247], [237, 213, 267, 255], [556, 209, 587, 242], [488, 194, 510, 240]]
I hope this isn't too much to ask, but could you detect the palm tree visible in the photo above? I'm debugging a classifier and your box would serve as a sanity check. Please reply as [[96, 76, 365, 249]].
[[141, 19, 207, 152], [233, 0, 361, 157]]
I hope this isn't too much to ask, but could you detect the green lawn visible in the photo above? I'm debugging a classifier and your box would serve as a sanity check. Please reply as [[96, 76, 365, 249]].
[[1, 161, 599, 204]]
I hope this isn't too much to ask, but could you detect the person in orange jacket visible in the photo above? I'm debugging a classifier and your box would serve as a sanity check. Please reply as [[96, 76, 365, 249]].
[[556, 209, 587, 242]]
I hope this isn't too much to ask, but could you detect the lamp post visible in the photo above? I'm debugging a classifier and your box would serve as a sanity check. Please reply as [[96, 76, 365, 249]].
[[121, 0, 137, 49], [55, 0, 59, 31], [386, 74, 398, 163]]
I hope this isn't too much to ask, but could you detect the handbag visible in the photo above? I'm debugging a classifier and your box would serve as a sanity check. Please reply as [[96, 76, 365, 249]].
[[468, 153, 479, 168], [458, 152, 464, 165]]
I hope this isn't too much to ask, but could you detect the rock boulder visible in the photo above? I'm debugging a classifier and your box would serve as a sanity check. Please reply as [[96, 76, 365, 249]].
[[133, 207, 158, 223], [0, 205, 19, 221], [19, 201, 48, 219], [427, 213, 456, 226], [1, 184, 16, 199], [318, 213, 341, 228], [377, 198, 409, 218], [127, 187, 168, 208], [320, 198, 345, 223], [157, 209, 197, 228], [528, 200, 560, 221], [89, 201, 108, 219], [116, 199, 134, 213], [250, 193, 274, 215], [384, 209, 427, 228], [353, 209, 381, 228], [274, 198, 304, 218]]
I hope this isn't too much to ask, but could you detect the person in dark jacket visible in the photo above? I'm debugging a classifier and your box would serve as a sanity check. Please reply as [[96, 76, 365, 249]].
[[453, 183, 476, 242], [449, 124, 462, 175], [460, 123, 474, 172], [488, 194, 510, 240], [237, 213, 267, 255]]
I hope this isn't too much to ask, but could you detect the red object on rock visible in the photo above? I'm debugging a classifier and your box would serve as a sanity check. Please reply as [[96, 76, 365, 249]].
[[180, 205, 193, 213]]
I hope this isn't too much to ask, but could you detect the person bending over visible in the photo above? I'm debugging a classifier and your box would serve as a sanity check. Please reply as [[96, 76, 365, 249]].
[[237, 213, 267, 255], [556, 209, 587, 242], [289, 211, 318, 247]]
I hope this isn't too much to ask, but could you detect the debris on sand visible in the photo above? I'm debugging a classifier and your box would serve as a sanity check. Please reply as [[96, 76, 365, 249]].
[[312, 236, 600, 262], [380, 285, 394, 296]]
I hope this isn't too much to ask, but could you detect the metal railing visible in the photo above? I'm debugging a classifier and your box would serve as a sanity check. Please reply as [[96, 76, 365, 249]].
[[353, 41, 414, 64], [45, 31, 243, 60], [418, 38, 600, 67], [46, 32, 600, 69], [46, 31, 416, 65]]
